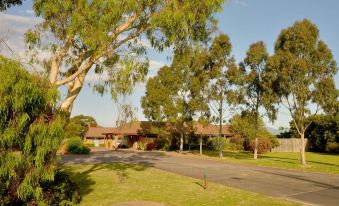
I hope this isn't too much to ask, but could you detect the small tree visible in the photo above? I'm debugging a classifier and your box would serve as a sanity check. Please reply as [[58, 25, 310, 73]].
[[208, 34, 240, 158], [238, 41, 270, 159], [0, 56, 66, 204], [265, 19, 338, 165]]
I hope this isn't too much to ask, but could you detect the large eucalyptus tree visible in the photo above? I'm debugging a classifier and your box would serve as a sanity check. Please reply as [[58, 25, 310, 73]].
[[25, 0, 224, 112], [265, 19, 338, 165]]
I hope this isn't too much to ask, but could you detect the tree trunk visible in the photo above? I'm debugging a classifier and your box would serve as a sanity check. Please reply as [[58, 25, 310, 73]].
[[179, 131, 184, 152], [200, 133, 203, 156], [60, 72, 87, 112], [254, 137, 258, 159], [218, 97, 223, 158], [300, 131, 307, 165]]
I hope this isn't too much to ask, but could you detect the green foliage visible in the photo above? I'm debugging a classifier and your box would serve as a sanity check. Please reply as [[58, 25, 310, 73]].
[[265, 19, 338, 132], [264, 19, 338, 163], [25, 0, 224, 111], [289, 114, 339, 153], [326, 142, 339, 153], [142, 35, 235, 151], [209, 137, 242, 151], [137, 141, 147, 151], [0, 0, 23, 10], [66, 137, 90, 154], [0, 56, 66, 203], [64, 115, 97, 139], [38, 169, 81, 205]]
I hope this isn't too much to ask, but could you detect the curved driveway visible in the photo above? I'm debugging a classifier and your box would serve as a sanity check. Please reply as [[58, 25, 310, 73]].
[[61, 149, 339, 206]]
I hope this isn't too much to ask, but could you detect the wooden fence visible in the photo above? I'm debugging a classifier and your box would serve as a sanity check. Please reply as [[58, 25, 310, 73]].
[[271, 138, 308, 152]]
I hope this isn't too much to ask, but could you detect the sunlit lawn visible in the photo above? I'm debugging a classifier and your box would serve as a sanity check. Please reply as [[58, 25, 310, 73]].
[[66, 163, 300, 206], [179, 150, 339, 174]]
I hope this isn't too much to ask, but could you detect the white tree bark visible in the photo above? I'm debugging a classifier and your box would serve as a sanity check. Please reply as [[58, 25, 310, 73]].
[[60, 71, 87, 112]]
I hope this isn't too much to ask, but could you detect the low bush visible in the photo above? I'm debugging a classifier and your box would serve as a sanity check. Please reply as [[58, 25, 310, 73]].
[[245, 137, 272, 154], [155, 137, 171, 150], [1, 169, 81, 205], [207, 137, 241, 151], [67, 137, 91, 154], [229, 135, 245, 150], [137, 141, 147, 151], [146, 142, 159, 150], [326, 142, 339, 154]]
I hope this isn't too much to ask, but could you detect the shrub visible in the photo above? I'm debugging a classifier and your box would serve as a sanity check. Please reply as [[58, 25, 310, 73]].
[[38, 169, 81, 205], [245, 137, 272, 154], [67, 137, 91, 154], [137, 141, 147, 150], [155, 136, 171, 150], [229, 135, 245, 150], [146, 142, 159, 150], [326, 142, 339, 154], [0, 56, 67, 204]]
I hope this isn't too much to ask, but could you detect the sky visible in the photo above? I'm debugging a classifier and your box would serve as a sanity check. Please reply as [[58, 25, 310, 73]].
[[1, 0, 339, 129]]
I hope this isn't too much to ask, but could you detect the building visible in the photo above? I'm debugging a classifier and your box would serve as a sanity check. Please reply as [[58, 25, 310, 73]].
[[84, 121, 232, 149]]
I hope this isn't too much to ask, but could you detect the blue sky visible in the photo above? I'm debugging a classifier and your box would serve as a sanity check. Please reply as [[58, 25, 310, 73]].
[[1, 0, 338, 129]]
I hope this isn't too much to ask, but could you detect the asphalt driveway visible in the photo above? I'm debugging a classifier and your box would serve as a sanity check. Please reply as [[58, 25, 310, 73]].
[[61, 149, 339, 206]]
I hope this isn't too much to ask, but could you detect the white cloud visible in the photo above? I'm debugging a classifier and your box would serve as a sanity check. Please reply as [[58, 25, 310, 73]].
[[0, 13, 41, 58], [147, 60, 166, 78], [25, 10, 34, 15]]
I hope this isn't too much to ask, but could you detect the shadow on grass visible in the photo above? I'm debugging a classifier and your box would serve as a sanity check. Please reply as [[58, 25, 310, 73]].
[[260, 155, 339, 167], [191, 150, 253, 160], [63, 163, 149, 199]]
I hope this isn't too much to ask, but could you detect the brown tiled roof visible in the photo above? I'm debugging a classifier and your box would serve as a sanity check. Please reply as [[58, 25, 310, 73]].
[[85, 121, 232, 137], [115, 121, 153, 135], [193, 123, 232, 136], [85, 127, 115, 138]]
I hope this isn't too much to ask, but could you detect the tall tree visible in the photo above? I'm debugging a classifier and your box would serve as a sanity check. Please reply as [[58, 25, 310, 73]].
[[265, 19, 338, 165], [238, 41, 270, 159], [25, 0, 224, 112], [142, 45, 211, 151], [208, 34, 239, 158]]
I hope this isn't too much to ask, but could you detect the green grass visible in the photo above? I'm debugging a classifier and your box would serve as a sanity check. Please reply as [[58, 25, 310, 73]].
[[179, 150, 339, 174], [66, 163, 300, 206]]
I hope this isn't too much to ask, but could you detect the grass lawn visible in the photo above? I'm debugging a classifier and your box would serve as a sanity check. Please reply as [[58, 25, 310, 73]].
[[178, 150, 339, 174], [66, 163, 300, 206]]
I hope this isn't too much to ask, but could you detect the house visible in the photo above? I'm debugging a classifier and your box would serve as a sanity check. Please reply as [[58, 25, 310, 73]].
[[84, 121, 232, 149]]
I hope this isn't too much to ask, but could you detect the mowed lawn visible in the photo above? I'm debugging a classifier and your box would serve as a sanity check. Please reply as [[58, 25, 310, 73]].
[[66, 163, 300, 206], [181, 150, 339, 174]]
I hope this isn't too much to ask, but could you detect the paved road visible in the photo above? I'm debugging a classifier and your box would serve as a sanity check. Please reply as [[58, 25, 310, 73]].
[[61, 149, 339, 206]]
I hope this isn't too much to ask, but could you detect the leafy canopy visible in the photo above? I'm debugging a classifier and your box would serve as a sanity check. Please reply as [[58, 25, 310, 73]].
[[25, 0, 224, 109], [0, 56, 66, 204], [265, 19, 338, 133]]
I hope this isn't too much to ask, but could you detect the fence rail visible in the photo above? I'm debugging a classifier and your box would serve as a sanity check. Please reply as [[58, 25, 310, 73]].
[[271, 138, 307, 152]]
